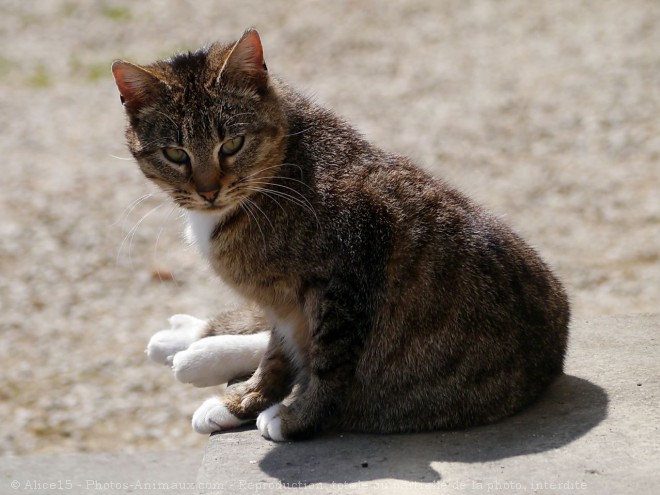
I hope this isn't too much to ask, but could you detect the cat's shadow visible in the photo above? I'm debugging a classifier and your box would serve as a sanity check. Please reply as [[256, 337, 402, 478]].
[[256, 374, 608, 485]]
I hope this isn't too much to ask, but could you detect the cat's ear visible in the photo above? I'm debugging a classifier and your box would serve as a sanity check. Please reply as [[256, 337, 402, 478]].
[[218, 29, 268, 92], [111, 61, 161, 113]]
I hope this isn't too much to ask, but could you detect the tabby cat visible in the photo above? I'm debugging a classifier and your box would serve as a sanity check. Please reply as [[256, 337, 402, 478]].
[[112, 29, 569, 441]]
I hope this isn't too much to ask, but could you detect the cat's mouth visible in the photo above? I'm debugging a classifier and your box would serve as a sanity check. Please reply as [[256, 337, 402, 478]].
[[172, 191, 242, 217], [182, 201, 225, 213], [169, 175, 264, 217]]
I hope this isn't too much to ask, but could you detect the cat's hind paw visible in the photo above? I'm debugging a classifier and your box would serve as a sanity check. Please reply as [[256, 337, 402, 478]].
[[146, 314, 207, 365], [256, 403, 285, 442], [172, 336, 234, 387], [171, 332, 269, 387], [192, 397, 252, 434]]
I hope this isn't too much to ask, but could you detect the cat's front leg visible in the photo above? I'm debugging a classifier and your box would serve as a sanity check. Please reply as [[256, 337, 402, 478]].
[[257, 296, 366, 441], [192, 335, 295, 434], [256, 371, 352, 442]]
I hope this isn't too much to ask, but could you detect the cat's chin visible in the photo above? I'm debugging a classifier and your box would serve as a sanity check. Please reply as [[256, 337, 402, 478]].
[[179, 202, 229, 215], [195, 206, 222, 213]]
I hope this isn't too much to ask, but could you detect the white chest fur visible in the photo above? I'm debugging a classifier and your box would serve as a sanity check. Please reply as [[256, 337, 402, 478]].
[[185, 211, 222, 259], [274, 318, 304, 370]]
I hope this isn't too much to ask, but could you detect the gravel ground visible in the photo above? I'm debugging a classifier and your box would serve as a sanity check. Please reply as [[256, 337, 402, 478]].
[[1, 0, 658, 456]]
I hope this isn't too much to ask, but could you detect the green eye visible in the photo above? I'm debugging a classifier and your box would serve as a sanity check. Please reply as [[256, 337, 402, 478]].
[[220, 136, 244, 156], [163, 147, 189, 164]]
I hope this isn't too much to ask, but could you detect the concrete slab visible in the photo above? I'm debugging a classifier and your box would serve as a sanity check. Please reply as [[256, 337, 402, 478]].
[[197, 314, 660, 494], [1, 315, 656, 494], [1, 449, 202, 495]]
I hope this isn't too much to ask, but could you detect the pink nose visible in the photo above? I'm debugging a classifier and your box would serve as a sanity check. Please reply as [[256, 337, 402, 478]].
[[198, 189, 219, 203]]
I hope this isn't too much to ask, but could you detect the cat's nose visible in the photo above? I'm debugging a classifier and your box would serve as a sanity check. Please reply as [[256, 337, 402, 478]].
[[198, 188, 219, 203]]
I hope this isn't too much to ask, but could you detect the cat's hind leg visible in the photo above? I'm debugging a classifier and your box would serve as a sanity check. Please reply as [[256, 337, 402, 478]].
[[146, 308, 270, 387], [146, 314, 207, 365], [172, 331, 269, 387]]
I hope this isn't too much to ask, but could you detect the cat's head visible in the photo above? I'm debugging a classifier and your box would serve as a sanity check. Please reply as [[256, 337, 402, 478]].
[[112, 29, 288, 214]]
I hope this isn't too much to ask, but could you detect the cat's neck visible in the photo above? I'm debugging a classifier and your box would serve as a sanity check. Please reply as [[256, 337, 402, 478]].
[[185, 210, 222, 259]]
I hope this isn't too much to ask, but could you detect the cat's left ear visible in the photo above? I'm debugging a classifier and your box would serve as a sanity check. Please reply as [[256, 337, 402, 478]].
[[218, 29, 268, 92], [112, 61, 161, 113]]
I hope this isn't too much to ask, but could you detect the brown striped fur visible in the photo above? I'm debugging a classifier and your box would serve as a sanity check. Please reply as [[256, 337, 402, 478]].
[[113, 29, 569, 439]]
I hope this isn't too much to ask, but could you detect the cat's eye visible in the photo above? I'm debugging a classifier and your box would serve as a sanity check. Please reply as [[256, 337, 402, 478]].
[[163, 147, 189, 164], [220, 136, 244, 157]]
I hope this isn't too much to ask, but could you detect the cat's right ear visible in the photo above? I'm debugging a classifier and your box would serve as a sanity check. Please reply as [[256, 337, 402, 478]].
[[111, 61, 160, 113], [218, 29, 268, 93]]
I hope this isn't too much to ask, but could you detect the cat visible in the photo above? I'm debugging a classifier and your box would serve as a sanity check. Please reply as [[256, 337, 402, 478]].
[[112, 28, 570, 441]]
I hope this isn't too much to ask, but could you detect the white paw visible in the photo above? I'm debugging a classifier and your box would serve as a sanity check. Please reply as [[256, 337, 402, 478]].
[[172, 332, 269, 387], [191, 397, 252, 434], [256, 403, 285, 442], [172, 339, 227, 388], [146, 314, 208, 365]]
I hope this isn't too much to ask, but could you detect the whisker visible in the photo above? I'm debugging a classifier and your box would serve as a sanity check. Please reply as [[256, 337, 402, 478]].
[[243, 196, 274, 231], [247, 187, 287, 215], [242, 186, 309, 212], [153, 204, 176, 257], [283, 126, 314, 138], [236, 164, 285, 182], [247, 180, 317, 213], [128, 201, 169, 267], [279, 162, 306, 175], [239, 200, 266, 246], [255, 174, 316, 193], [113, 192, 154, 228], [242, 185, 321, 229], [236, 162, 307, 184], [109, 154, 134, 161], [152, 204, 181, 286], [117, 201, 168, 267]]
